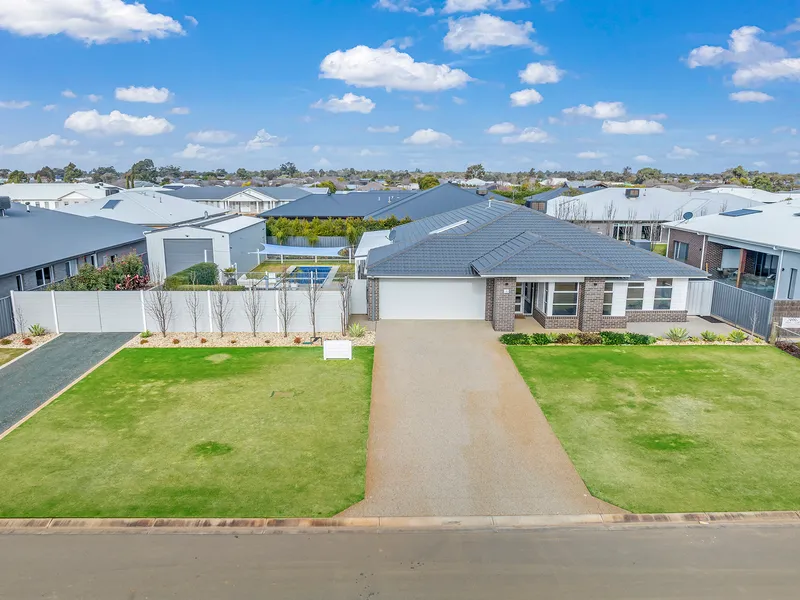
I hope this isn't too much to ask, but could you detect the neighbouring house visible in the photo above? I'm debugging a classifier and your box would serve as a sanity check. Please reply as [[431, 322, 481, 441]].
[[160, 186, 314, 215], [59, 189, 228, 228], [0, 199, 147, 298], [1, 182, 122, 210], [524, 186, 604, 211], [664, 201, 800, 308], [546, 187, 762, 242], [694, 186, 800, 204], [145, 215, 266, 279], [354, 230, 392, 279], [363, 200, 707, 331]]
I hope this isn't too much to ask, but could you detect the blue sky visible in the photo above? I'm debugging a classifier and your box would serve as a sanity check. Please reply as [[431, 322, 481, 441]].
[[0, 0, 798, 173]]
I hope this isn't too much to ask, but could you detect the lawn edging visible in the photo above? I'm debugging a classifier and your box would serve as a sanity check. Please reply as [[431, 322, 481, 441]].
[[0, 511, 798, 533]]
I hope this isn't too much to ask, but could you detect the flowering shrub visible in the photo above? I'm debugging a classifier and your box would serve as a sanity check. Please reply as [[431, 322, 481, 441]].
[[115, 273, 150, 291]]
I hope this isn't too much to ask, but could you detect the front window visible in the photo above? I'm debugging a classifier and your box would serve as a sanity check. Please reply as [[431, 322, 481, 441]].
[[15, 274, 24, 291], [603, 282, 614, 316], [35, 266, 52, 288], [753, 252, 778, 278], [654, 278, 673, 310], [613, 224, 633, 241], [626, 282, 645, 310], [552, 282, 579, 316], [673, 241, 689, 263]]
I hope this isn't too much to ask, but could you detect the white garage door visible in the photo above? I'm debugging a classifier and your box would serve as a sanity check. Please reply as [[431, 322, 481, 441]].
[[380, 278, 487, 320]]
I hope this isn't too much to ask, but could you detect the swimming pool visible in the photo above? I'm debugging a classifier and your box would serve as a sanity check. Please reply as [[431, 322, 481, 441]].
[[289, 266, 333, 285]]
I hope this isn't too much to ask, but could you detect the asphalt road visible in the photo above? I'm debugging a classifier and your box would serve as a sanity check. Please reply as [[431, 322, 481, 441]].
[[1, 526, 799, 599], [0, 332, 133, 433]]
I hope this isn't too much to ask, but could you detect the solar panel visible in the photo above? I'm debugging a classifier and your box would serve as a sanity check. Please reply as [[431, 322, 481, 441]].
[[720, 208, 762, 217], [102, 199, 121, 209]]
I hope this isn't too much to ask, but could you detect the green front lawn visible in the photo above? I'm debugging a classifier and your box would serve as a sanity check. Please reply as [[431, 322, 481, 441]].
[[0, 347, 373, 518], [250, 260, 355, 277], [508, 346, 800, 513], [0, 348, 26, 367]]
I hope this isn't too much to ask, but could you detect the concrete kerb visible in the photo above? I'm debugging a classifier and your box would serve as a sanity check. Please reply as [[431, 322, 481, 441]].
[[1, 512, 799, 534], [0, 333, 61, 372]]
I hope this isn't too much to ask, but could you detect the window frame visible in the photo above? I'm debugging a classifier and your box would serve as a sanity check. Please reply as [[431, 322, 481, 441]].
[[551, 282, 579, 317], [654, 278, 673, 310], [626, 282, 645, 310], [613, 223, 633, 242], [603, 281, 614, 316], [15, 274, 24, 291], [673, 241, 689, 262], [35, 266, 52, 288]]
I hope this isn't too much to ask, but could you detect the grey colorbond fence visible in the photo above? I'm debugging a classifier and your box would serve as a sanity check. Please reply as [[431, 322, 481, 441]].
[[710, 281, 774, 339], [265, 236, 349, 248], [0, 296, 14, 338], [12, 289, 345, 334]]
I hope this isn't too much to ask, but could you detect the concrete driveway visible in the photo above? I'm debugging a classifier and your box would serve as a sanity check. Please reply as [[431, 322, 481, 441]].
[[341, 320, 620, 517]]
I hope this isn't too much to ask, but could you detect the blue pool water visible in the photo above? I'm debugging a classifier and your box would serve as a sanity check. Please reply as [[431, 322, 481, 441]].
[[291, 266, 332, 284]]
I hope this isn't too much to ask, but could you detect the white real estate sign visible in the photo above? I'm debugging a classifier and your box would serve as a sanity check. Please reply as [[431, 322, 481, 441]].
[[782, 317, 800, 328], [323, 340, 353, 360]]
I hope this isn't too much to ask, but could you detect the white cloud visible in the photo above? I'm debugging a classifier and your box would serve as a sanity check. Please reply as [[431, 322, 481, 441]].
[[115, 86, 172, 103], [733, 58, 800, 86], [773, 126, 798, 135], [442, 0, 530, 13], [367, 125, 400, 133], [510, 89, 543, 107], [1, 134, 78, 155], [686, 26, 786, 69], [113, 140, 125, 147], [312, 145, 321, 153], [0, 100, 30, 109], [788, 151, 800, 158], [444, 14, 544, 53], [320, 45, 472, 91], [187, 130, 236, 144], [61, 89, 77, 99], [501, 127, 550, 144], [539, 159, 560, 169], [133, 146, 151, 154], [729, 90, 774, 103], [486, 122, 517, 134], [0, 0, 184, 44], [373, 0, 434, 15], [382, 36, 414, 50], [312, 93, 376, 114], [403, 129, 456, 146], [316, 157, 332, 168], [753, 160, 768, 168], [563, 101, 626, 119], [650, 113, 668, 120], [245, 129, 284, 151], [452, 96, 466, 105], [170, 107, 190, 115], [184, 15, 198, 27], [602, 120, 664, 135], [414, 100, 435, 111], [174, 144, 221, 160], [786, 18, 800, 34], [43, 104, 57, 111], [667, 145, 699, 159], [87, 94, 102, 103], [634, 154, 655, 163], [577, 151, 607, 159], [519, 62, 564, 84], [64, 109, 174, 136], [547, 116, 562, 125], [707, 134, 718, 141]]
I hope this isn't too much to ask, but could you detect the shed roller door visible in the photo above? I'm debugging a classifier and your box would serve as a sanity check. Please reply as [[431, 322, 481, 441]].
[[163, 239, 215, 276], [380, 279, 486, 320]]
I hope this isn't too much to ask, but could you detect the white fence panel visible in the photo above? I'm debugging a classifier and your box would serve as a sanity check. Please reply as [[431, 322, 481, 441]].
[[13, 292, 58, 333], [686, 280, 714, 316], [98, 292, 144, 332], [168, 291, 209, 334], [350, 280, 367, 315], [55, 292, 102, 332]]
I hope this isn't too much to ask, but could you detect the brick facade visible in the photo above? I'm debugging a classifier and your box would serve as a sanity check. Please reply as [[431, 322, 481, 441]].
[[773, 300, 800, 326], [578, 278, 605, 332], [484, 278, 495, 322], [626, 310, 688, 322], [491, 277, 516, 332], [533, 309, 579, 329], [366, 278, 379, 321], [667, 228, 705, 270], [704, 241, 725, 273]]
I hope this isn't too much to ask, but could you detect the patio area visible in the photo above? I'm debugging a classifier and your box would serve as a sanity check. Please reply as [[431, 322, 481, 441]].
[[514, 316, 738, 338]]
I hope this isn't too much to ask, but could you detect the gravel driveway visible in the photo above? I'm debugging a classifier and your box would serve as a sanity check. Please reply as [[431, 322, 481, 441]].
[[341, 321, 620, 517], [0, 333, 134, 434]]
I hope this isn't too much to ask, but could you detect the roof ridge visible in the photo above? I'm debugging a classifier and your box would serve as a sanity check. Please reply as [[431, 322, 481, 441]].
[[469, 231, 541, 273]]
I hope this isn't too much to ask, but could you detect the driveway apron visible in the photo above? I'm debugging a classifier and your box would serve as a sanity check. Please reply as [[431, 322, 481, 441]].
[[0, 333, 134, 434], [341, 321, 620, 517]]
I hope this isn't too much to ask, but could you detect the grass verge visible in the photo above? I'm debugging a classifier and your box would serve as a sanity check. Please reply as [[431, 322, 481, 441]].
[[0, 348, 26, 367]]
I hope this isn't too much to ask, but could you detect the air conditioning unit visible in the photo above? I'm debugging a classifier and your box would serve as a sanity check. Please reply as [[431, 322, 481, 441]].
[[629, 239, 652, 251]]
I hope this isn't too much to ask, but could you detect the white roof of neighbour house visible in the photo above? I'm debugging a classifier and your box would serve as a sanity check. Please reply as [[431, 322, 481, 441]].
[[355, 230, 392, 259], [547, 187, 763, 222], [1, 182, 121, 202], [60, 189, 228, 227], [198, 215, 264, 234], [695, 187, 800, 204], [666, 200, 800, 252]]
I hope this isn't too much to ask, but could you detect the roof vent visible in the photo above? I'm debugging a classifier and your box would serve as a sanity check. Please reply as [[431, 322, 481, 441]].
[[476, 188, 488, 196], [0, 196, 10, 216], [625, 188, 640, 199], [429, 219, 468, 235]]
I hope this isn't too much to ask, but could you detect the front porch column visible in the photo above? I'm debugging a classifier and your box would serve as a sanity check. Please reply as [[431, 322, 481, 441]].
[[491, 277, 516, 332], [579, 278, 606, 332]]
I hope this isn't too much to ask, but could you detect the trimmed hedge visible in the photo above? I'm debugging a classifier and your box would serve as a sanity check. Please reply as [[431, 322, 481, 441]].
[[499, 331, 656, 347], [174, 285, 246, 291], [164, 262, 219, 291]]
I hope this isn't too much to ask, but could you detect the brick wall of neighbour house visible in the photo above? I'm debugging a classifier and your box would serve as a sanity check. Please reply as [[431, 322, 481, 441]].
[[366, 278, 379, 321], [704, 241, 725, 273], [484, 278, 495, 322], [667, 229, 705, 269], [773, 300, 800, 326], [579, 278, 605, 332], [532, 308, 579, 330], [626, 310, 688, 323], [491, 277, 516, 332], [744, 250, 757, 273]]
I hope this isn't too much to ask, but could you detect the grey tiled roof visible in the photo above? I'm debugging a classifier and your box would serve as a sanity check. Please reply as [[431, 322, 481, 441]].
[[366, 183, 507, 220], [260, 191, 415, 218], [367, 201, 708, 279], [161, 186, 314, 201]]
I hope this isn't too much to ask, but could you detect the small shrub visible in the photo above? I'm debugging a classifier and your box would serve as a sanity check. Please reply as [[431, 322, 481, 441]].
[[348, 323, 367, 338], [140, 339, 149, 345], [530, 333, 553, 346], [776, 341, 800, 359], [599, 331, 626, 345], [230, 339, 238, 344], [554, 333, 577, 344], [28, 324, 47, 337], [172, 338, 180, 345], [623, 332, 655, 345], [264, 339, 271, 344], [21, 338, 33, 346], [293, 336, 302, 344], [665, 327, 689, 343], [688, 336, 701, 343], [728, 330, 748, 344], [140, 330, 152, 339], [700, 330, 719, 343], [577, 332, 602, 345], [499, 333, 530, 346], [200, 338, 208, 344], [0, 338, 11, 346]]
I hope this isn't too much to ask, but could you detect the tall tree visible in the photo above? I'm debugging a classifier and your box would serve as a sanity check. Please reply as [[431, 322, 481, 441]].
[[7, 170, 28, 183], [465, 164, 486, 180], [35, 166, 55, 182], [63, 162, 83, 182], [280, 162, 299, 177], [129, 159, 157, 183], [634, 167, 663, 184], [235, 167, 250, 180], [418, 174, 439, 190]]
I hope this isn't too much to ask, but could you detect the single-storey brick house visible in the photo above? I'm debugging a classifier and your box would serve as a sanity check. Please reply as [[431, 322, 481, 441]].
[[364, 200, 708, 331]]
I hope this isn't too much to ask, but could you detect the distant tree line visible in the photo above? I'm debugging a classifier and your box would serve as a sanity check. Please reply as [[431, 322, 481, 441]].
[[265, 216, 412, 246]]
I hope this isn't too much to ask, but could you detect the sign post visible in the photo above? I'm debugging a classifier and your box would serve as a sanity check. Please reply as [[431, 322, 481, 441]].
[[323, 340, 353, 360]]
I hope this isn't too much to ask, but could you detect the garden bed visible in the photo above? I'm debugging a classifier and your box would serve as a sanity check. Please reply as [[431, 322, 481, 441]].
[[500, 329, 762, 347], [0, 333, 59, 349], [127, 330, 375, 348]]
